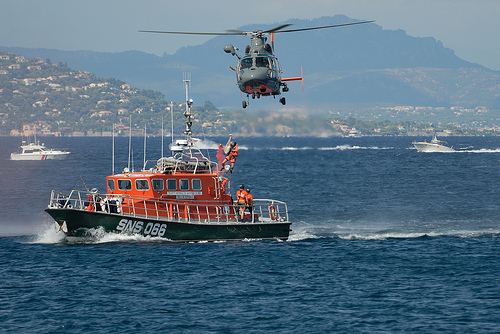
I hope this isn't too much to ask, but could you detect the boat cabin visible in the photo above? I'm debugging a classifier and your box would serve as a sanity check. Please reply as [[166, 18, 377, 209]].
[[106, 171, 230, 203]]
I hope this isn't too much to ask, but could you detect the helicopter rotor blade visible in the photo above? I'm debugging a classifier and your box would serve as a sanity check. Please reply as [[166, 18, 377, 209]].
[[225, 29, 246, 35], [139, 30, 240, 36], [139, 20, 374, 37], [272, 20, 375, 34], [264, 24, 293, 33]]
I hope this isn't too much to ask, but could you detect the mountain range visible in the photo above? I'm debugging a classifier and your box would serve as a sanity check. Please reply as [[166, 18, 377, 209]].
[[2, 15, 499, 111]]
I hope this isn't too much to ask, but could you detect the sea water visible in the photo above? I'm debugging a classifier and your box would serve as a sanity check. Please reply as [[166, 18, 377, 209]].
[[0, 136, 499, 333]]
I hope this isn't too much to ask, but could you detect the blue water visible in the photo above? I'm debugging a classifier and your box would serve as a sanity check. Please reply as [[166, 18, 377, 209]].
[[1, 136, 499, 333]]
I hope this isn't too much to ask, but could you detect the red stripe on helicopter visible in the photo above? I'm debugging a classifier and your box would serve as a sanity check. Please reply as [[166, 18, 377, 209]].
[[245, 85, 273, 94]]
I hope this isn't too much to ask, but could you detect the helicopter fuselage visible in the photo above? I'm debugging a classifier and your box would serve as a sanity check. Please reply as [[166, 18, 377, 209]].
[[225, 34, 292, 107], [236, 54, 281, 96]]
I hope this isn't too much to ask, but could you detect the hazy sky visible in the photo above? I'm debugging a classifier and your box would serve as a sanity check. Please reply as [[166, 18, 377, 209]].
[[1, 0, 499, 70]]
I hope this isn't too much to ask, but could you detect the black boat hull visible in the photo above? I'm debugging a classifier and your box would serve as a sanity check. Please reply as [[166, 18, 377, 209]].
[[45, 208, 291, 242]]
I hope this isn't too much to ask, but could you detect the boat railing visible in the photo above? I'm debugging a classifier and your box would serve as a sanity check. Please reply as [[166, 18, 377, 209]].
[[47, 190, 289, 225]]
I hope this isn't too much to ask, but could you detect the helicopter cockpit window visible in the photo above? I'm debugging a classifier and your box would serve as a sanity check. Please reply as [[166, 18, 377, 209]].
[[271, 59, 278, 71], [240, 58, 252, 69], [256, 57, 270, 68]]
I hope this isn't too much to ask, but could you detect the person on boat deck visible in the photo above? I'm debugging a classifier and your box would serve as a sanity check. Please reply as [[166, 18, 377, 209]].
[[245, 188, 254, 217], [221, 141, 238, 171], [236, 184, 248, 219]]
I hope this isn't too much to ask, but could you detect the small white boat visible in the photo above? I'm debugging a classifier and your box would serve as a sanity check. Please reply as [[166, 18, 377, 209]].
[[10, 140, 70, 160], [348, 127, 360, 137], [412, 134, 454, 152]]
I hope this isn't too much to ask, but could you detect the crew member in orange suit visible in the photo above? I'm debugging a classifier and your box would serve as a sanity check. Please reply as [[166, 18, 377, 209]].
[[236, 184, 248, 219], [245, 188, 254, 217], [221, 142, 238, 171]]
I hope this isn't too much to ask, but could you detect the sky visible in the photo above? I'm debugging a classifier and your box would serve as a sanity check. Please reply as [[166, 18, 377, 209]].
[[1, 0, 499, 71]]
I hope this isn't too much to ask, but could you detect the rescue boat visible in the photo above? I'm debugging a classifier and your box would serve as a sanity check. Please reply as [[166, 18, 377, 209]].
[[11, 139, 69, 160], [45, 82, 291, 242]]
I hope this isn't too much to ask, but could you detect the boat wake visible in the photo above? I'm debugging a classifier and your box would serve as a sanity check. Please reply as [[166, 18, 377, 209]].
[[28, 214, 500, 245], [457, 148, 500, 153], [289, 220, 500, 241], [319, 145, 392, 151], [279, 145, 392, 151]]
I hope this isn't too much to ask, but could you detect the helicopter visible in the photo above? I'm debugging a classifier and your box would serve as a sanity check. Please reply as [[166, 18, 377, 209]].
[[140, 20, 374, 108]]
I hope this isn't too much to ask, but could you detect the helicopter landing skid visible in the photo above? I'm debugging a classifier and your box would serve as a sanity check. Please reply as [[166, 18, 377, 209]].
[[243, 93, 284, 108]]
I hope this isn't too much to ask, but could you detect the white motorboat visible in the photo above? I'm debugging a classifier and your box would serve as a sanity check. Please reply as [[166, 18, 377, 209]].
[[348, 127, 360, 137], [412, 134, 454, 152], [10, 140, 70, 160]]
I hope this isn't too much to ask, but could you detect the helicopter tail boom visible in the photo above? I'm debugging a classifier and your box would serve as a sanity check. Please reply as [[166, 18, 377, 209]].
[[282, 67, 304, 92]]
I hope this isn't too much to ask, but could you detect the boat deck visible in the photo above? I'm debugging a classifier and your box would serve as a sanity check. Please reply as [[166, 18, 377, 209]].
[[47, 189, 289, 225]]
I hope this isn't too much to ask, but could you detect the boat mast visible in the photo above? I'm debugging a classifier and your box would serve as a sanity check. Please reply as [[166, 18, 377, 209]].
[[112, 123, 115, 175], [170, 101, 174, 145], [183, 72, 193, 144], [161, 116, 164, 160], [128, 116, 132, 171], [143, 124, 147, 170]]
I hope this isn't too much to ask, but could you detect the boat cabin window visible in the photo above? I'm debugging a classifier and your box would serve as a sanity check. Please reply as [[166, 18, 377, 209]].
[[135, 179, 150, 191], [240, 58, 252, 69], [192, 179, 202, 191], [118, 179, 132, 190], [167, 179, 177, 190], [107, 179, 115, 191], [152, 179, 164, 191], [180, 179, 189, 191]]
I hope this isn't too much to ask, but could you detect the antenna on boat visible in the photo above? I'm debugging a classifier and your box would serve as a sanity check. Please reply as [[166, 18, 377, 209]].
[[143, 124, 147, 170], [170, 101, 174, 145], [80, 176, 90, 192], [161, 116, 164, 160], [183, 72, 193, 143], [112, 123, 115, 175], [128, 116, 132, 171]]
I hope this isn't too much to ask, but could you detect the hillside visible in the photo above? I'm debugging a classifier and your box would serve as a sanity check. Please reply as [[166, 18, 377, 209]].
[[3, 15, 499, 111], [0, 52, 231, 136]]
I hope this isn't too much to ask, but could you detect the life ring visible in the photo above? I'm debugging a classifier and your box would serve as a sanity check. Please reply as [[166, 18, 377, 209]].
[[268, 205, 277, 220]]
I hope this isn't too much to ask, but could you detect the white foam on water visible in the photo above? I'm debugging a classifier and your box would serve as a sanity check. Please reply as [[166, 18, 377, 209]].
[[281, 146, 313, 150], [29, 223, 66, 244], [460, 148, 500, 153], [319, 145, 393, 151], [288, 221, 328, 241], [287, 218, 500, 242]]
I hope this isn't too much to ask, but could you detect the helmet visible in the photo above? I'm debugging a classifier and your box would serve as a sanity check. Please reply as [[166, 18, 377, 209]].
[[240, 184, 244, 189], [246, 188, 251, 192]]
